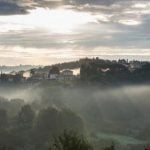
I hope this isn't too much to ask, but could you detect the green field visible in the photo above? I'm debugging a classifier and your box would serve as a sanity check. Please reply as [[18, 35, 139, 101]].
[[97, 132, 147, 145]]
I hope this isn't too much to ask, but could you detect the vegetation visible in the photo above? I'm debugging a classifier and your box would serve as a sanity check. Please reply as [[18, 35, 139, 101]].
[[0, 97, 84, 150], [80, 58, 150, 84], [49, 131, 93, 150]]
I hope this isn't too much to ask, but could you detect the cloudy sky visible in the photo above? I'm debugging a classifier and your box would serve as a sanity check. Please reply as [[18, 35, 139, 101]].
[[0, 0, 150, 65]]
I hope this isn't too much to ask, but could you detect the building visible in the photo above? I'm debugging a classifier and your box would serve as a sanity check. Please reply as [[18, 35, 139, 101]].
[[61, 69, 73, 76], [59, 69, 74, 80], [48, 66, 60, 80], [48, 67, 75, 81]]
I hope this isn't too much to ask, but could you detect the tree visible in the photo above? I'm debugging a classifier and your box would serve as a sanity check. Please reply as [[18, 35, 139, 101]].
[[0, 109, 8, 129], [35, 107, 83, 137], [9, 99, 24, 117], [104, 144, 115, 150], [49, 131, 93, 150], [60, 108, 84, 133], [11, 105, 35, 149], [33, 107, 84, 150], [49, 66, 60, 75], [30, 69, 36, 77], [16, 105, 35, 130]]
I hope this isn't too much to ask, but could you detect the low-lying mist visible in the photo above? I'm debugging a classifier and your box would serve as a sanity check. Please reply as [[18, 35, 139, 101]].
[[1, 82, 150, 146]]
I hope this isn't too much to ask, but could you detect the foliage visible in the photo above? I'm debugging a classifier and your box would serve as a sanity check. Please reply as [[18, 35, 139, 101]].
[[0, 109, 8, 129], [104, 144, 115, 150], [49, 131, 93, 150], [80, 58, 150, 84], [0, 96, 84, 150], [16, 104, 35, 130]]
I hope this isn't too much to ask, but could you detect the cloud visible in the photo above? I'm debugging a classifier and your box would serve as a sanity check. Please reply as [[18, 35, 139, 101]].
[[0, 29, 77, 48], [1, 0, 150, 64], [0, 1, 28, 15], [0, 0, 64, 15], [1, 0, 150, 22], [1, 0, 150, 50]]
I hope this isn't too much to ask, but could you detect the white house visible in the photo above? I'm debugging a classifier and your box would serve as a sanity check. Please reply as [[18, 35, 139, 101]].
[[61, 69, 73, 76], [59, 69, 74, 80]]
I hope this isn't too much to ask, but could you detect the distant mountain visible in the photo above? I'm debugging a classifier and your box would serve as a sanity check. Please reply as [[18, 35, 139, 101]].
[[0, 65, 39, 73]]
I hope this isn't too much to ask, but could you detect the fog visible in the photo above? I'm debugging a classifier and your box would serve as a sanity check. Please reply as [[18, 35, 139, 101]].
[[1, 83, 150, 118], [1, 83, 150, 127], [1, 82, 150, 149]]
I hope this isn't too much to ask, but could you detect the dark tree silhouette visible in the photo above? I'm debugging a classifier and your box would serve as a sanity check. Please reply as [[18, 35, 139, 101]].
[[49, 131, 93, 150], [104, 144, 115, 150], [16, 105, 35, 130], [0, 109, 8, 129]]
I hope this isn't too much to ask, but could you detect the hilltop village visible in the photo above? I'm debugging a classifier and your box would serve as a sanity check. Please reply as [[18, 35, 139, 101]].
[[0, 58, 149, 84]]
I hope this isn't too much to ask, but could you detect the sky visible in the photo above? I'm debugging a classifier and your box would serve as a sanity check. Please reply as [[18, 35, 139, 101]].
[[0, 0, 150, 65]]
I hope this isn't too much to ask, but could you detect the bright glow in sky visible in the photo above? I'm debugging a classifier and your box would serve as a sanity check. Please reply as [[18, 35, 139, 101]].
[[118, 19, 141, 26], [0, 8, 97, 34]]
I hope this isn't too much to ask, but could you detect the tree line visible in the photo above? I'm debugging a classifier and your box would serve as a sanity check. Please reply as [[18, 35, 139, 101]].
[[80, 58, 150, 84]]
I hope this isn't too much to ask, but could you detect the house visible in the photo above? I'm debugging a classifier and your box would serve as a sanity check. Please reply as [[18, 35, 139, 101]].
[[61, 69, 73, 76], [59, 69, 74, 80], [29, 68, 48, 81], [48, 66, 60, 80], [48, 67, 75, 81]]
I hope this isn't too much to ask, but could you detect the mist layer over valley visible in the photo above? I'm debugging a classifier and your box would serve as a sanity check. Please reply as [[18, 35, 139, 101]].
[[0, 82, 150, 149]]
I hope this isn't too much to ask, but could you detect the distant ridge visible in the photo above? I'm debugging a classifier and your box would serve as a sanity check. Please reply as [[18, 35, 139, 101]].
[[0, 65, 39, 73]]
